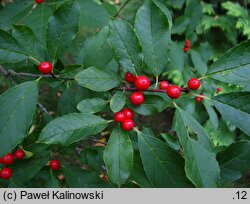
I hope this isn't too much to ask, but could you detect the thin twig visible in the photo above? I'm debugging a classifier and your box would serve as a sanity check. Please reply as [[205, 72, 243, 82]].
[[118, 86, 189, 93], [1, 68, 74, 81], [113, 0, 131, 18]]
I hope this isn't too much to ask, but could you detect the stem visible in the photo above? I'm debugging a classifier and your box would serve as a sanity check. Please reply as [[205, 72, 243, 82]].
[[0, 68, 74, 81], [118, 86, 189, 93], [155, 75, 159, 88], [29, 56, 41, 65], [113, 0, 131, 18], [190, 92, 212, 100]]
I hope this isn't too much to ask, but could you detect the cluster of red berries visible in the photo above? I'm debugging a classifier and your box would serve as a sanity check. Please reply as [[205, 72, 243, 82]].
[[35, 0, 44, 4], [125, 72, 151, 106], [0, 150, 60, 180], [114, 108, 135, 131], [159, 81, 182, 99], [0, 150, 25, 180], [38, 61, 53, 75], [183, 39, 191, 53]]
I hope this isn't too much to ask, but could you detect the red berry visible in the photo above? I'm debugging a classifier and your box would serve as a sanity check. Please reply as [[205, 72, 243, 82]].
[[0, 168, 12, 180], [122, 119, 134, 131], [114, 111, 126, 123], [216, 87, 222, 93], [185, 40, 191, 47], [167, 85, 181, 99], [130, 92, 144, 106], [38, 62, 53, 75], [183, 46, 189, 52], [1, 153, 14, 165], [35, 0, 44, 4], [135, 76, 150, 90], [123, 108, 134, 119], [195, 96, 203, 102], [159, 81, 169, 90], [188, 78, 201, 90], [50, 160, 60, 171], [125, 72, 137, 83], [14, 150, 25, 160], [101, 174, 109, 182]]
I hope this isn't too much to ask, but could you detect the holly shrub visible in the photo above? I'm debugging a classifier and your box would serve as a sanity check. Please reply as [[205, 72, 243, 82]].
[[0, 0, 250, 188]]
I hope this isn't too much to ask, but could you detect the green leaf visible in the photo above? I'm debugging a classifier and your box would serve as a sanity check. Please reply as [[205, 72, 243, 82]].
[[38, 113, 108, 145], [174, 108, 220, 187], [77, 0, 108, 29], [0, 81, 38, 157], [213, 92, 250, 136], [203, 100, 219, 129], [190, 50, 208, 75], [205, 120, 235, 147], [129, 153, 153, 188], [47, 1, 80, 61], [135, 0, 172, 76], [81, 147, 104, 173], [108, 19, 143, 74], [64, 167, 111, 188], [185, 0, 202, 38], [23, 3, 53, 45], [103, 127, 134, 186], [137, 131, 193, 187], [82, 27, 113, 69], [58, 87, 78, 115], [206, 40, 250, 85], [128, 95, 169, 116], [160, 133, 181, 151], [0, 0, 33, 30], [46, 174, 61, 188], [12, 25, 44, 62], [0, 29, 27, 63], [75, 67, 121, 92], [77, 98, 107, 114], [110, 92, 126, 113], [169, 42, 184, 71], [218, 141, 250, 184]]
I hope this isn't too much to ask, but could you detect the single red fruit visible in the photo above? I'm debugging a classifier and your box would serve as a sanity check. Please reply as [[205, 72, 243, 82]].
[[1, 153, 14, 165], [14, 150, 25, 160], [101, 174, 109, 182], [135, 76, 150, 90], [122, 119, 134, 131], [123, 108, 134, 119], [195, 96, 203, 102], [114, 111, 126, 123], [0, 168, 12, 180], [125, 72, 137, 83], [35, 0, 44, 4], [130, 92, 144, 106], [183, 46, 189, 52], [188, 78, 201, 90], [185, 40, 191, 47], [159, 81, 169, 90], [50, 160, 60, 171], [38, 62, 53, 74], [216, 87, 222, 93], [167, 85, 181, 99]]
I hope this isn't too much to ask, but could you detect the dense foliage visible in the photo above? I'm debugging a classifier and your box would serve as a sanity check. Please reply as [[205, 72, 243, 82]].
[[0, 0, 250, 188]]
